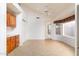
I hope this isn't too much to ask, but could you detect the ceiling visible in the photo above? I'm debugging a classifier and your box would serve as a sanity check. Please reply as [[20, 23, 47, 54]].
[[19, 3, 75, 22]]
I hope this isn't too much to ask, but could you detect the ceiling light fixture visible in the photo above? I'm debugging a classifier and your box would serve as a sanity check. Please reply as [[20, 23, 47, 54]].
[[36, 16, 40, 19]]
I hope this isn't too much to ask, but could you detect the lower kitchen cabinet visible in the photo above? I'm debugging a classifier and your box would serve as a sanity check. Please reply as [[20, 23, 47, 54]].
[[7, 35, 19, 54]]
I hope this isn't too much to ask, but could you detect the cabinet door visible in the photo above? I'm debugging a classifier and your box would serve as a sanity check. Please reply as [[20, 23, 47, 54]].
[[7, 12, 16, 27], [7, 12, 10, 26], [10, 14, 16, 27], [7, 36, 16, 54], [7, 37, 11, 53], [10, 36, 16, 51], [16, 35, 19, 47], [7, 35, 19, 54]]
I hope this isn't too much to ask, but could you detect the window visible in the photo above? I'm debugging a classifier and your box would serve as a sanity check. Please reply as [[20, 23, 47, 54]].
[[56, 23, 61, 35], [63, 21, 75, 38]]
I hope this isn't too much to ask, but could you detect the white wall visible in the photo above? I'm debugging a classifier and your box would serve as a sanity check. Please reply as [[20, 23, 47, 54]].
[[0, 3, 6, 55], [17, 12, 29, 45], [18, 8, 47, 45], [22, 9, 46, 40]]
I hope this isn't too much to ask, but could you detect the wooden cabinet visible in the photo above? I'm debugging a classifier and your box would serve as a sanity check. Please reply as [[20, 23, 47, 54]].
[[7, 12, 10, 26], [7, 35, 19, 54], [7, 37, 11, 53], [16, 36, 19, 47], [7, 12, 16, 27]]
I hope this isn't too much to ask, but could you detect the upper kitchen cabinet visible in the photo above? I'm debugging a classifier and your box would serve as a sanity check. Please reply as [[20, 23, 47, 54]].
[[7, 12, 16, 27], [7, 3, 22, 28]]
